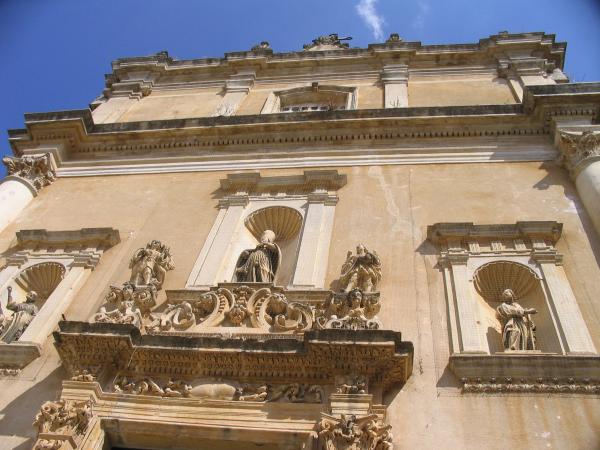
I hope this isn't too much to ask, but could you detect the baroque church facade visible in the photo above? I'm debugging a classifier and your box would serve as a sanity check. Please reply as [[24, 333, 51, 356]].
[[0, 32, 599, 450]]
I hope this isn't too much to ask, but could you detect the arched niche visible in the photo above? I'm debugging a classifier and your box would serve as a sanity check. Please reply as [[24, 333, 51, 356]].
[[1, 262, 67, 344], [472, 260, 562, 354], [232, 205, 304, 286]]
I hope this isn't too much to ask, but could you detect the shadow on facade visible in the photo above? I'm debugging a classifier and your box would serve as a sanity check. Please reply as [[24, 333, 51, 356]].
[[0, 365, 67, 450], [533, 161, 600, 267]]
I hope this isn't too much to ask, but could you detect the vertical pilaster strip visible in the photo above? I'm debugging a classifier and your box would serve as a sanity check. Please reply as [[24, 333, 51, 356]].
[[290, 192, 338, 288], [447, 253, 487, 353], [188, 195, 248, 286], [536, 258, 596, 353], [381, 64, 408, 108]]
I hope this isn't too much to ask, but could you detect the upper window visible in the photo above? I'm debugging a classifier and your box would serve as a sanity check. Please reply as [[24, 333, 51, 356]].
[[261, 83, 357, 114]]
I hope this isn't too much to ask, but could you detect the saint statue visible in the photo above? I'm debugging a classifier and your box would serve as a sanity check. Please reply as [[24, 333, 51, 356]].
[[233, 230, 281, 283], [496, 289, 537, 351], [339, 244, 382, 292], [129, 240, 174, 289], [0, 287, 39, 343]]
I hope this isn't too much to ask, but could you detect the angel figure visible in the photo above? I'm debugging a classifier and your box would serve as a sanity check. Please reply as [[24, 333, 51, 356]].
[[339, 244, 381, 293], [233, 230, 281, 283], [129, 240, 174, 289]]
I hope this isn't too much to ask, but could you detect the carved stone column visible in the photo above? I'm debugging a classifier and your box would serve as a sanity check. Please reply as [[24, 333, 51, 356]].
[[0, 153, 56, 233], [557, 130, 600, 237], [381, 64, 408, 108]]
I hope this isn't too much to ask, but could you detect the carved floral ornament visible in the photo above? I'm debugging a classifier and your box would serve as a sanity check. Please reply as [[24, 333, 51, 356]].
[[317, 414, 393, 450], [558, 130, 600, 175], [2, 153, 56, 192]]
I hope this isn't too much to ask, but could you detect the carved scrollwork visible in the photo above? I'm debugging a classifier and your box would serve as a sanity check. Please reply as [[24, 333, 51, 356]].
[[93, 282, 154, 328], [149, 286, 314, 333], [317, 413, 393, 450]]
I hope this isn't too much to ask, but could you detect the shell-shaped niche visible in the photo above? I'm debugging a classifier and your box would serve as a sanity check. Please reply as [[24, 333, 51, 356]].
[[14, 262, 66, 301], [245, 206, 303, 242], [473, 261, 539, 302]]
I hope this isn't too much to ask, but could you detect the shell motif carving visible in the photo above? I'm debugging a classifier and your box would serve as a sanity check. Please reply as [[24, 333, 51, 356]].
[[473, 261, 540, 302], [244, 206, 303, 241], [14, 262, 66, 301]]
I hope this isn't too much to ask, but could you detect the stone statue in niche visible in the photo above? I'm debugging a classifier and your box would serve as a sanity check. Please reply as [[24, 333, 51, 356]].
[[0, 287, 39, 343], [496, 289, 537, 351], [129, 240, 174, 289], [339, 244, 381, 292], [233, 230, 281, 283]]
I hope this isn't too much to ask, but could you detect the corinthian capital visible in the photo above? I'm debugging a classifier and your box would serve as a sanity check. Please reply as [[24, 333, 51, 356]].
[[557, 131, 600, 177], [2, 153, 56, 192]]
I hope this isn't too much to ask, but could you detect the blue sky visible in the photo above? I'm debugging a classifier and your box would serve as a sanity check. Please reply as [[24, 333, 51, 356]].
[[1, 0, 599, 176]]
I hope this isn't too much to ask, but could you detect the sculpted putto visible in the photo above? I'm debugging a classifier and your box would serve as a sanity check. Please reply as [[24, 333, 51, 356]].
[[339, 244, 381, 292], [129, 240, 174, 289], [234, 230, 281, 283], [496, 289, 537, 351]]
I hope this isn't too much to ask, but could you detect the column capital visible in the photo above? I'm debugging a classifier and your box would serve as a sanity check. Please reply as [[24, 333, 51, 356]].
[[380, 64, 408, 84], [557, 130, 600, 178], [1, 153, 56, 194]]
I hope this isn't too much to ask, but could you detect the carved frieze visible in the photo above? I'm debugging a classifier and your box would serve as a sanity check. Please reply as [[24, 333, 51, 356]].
[[2, 153, 56, 192], [460, 377, 600, 394]]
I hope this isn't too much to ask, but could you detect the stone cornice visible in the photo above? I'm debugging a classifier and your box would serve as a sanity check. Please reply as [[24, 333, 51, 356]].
[[219, 170, 347, 193], [427, 221, 563, 245], [107, 32, 564, 76], [5, 83, 600, 177], [54, 322, 414, 393], [16, 228, 121, 249]]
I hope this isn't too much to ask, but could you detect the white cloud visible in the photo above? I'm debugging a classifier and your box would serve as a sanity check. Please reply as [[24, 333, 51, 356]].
[[356, 0, 385, 41], [413, 0, 430, 30]]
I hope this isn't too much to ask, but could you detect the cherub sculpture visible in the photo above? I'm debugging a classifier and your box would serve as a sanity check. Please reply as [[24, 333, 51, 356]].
[[129, 240, 174, 289], [339, 244, 381, 292]]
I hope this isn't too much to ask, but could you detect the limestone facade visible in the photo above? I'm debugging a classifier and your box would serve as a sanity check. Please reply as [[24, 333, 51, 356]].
[[0, 32, 599, 450]]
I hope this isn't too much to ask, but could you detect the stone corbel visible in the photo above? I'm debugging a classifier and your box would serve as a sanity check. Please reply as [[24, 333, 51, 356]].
[[381, 64, 408, 108]]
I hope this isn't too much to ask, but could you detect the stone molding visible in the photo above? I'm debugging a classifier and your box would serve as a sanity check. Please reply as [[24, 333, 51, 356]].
[[452, 353, 600, 395], [9, 86, 600, 177], [1, 153, 56, 195], [7, 228, 120, 269], [219, 170, 347, 194], [557, 130, 600, 177]]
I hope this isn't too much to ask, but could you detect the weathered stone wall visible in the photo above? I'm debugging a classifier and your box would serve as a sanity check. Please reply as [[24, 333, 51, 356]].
[[0, 162, 598, 449]]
